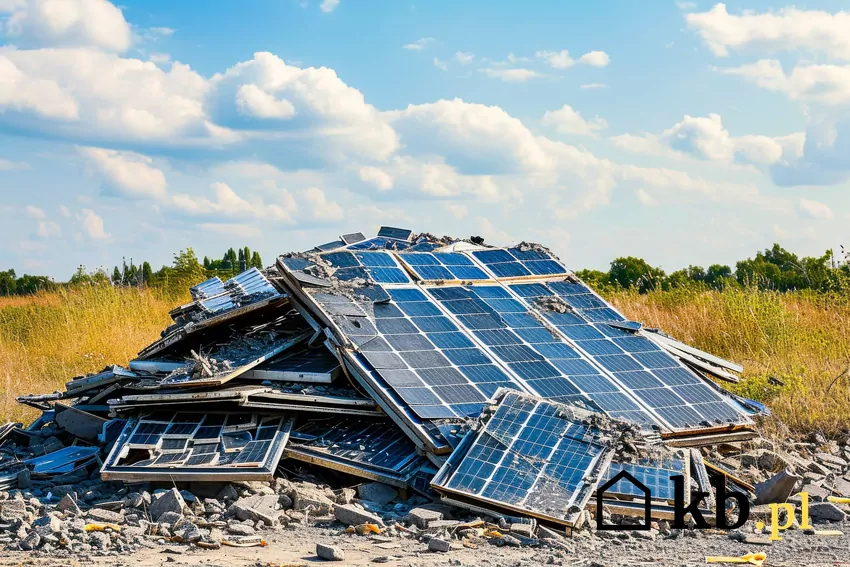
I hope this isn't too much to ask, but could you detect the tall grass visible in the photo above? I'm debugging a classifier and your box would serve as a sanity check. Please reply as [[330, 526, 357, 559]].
[[1, 285, 848, 436], [0, 286, 174, 423], [608, 287, 850, 436]]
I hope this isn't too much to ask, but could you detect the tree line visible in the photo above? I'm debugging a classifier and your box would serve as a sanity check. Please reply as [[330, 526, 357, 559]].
[[2, 242, 848, 297], [577, 244, 850, 294], [0, 246, 264, 297]]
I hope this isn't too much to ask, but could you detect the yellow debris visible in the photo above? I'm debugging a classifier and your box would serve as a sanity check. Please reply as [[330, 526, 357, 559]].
[[355, 523, 382, 535], [84, 523, 122, 532], [705, 552, 766, 566], [826, 496, 850, 504]]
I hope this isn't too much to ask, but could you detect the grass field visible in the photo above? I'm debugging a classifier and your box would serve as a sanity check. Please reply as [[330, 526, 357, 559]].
[[1, 285, 848, 436]]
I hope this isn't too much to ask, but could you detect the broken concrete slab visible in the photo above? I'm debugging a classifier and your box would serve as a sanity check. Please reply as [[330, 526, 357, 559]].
[[428, 537, 451, 552], [405, 507, 443, 529], [149, 488, 185, 521], [357, 482, 398, 506], [755, 468, 801, 505], [87, 508, 124, 524], [808, 502, 848, 523], [228, 494, 285, 526], [333, 503, 383, 527], [316, 542, 345, 561]]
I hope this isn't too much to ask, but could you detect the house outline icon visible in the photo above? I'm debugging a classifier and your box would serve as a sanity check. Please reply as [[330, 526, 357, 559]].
[[595, 469, 652, 531]]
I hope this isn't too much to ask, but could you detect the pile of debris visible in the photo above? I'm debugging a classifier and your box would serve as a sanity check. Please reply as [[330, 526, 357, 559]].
[[2, 226, 848, 558]]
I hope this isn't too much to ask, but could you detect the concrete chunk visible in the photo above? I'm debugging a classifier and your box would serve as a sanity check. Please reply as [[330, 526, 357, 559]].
[[316, 542, 345, 561], [405, 507, 443, 529], [357, 482, 398, 506], [56, 494, 81, 515], [333, 503, 383, 526], [87, 508, 124, 524], [229, 494, 284, 526], [149, 488, 185, 521], [808, 502, 848, 523], [428, 537, 451, 552]]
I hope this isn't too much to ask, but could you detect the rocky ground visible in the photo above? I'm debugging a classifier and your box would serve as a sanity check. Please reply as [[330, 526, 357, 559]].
[[0, 472, 847, 567]]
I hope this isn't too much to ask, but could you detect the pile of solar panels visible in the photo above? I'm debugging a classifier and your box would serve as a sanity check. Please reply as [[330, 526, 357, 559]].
[[8, 226, 765, 529]]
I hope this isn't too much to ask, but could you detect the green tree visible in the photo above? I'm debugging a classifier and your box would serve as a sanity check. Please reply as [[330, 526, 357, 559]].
[[112, 266, 122, 284], [608, 257, 666, 293], [0, 269, 17, 295], [705, 264, 733, 289], [250, 251, 263, 269], [141, 261, 153, 285], [16, 274, 55, 294], [69, 265, 92, 286]]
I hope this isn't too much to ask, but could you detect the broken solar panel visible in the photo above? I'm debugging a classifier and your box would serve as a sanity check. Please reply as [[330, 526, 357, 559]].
[[397, 252, 491, 282], [284, 417, 425, 486], [599, 457, 688, 502], [470, 247, 569, 279], [242, 346, 341, 383], [321, 250, 410, 284], [101, 413, 291, 481], [508, 281, 750, 431], [432, 390, 614, 527]]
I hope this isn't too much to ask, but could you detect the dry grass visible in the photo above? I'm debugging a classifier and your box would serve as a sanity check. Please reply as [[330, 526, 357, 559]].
[[608, 288, 850, 437], [0, 286, 174, 424], [1, 285, 848, 437]]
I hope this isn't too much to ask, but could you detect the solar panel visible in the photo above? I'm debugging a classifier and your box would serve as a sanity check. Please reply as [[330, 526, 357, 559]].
[[398, 252, 491, 282], [346, 237, 412, 251], [432, 390, 613, 526], [508, 281, 750, 430], [425, 285, 658, 425], [471, 247, 569, 279], [377, 226, 414, 241], [101, 414, 292, 481], [600, 458, 687, 502], [320, 250, 411, 284]]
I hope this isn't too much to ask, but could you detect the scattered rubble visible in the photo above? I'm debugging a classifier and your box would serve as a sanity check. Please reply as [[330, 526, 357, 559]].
[[0, 226, 848, 561]]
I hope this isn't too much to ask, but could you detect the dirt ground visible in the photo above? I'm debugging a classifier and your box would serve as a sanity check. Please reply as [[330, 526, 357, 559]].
[[1, 520, 848, 567]]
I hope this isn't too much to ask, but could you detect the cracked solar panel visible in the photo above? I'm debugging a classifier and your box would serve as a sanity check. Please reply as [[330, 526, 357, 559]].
[[320, 250, 411, 284], [600, 457, 687, 502], [284, 417, 425, 485], [397, 252, 491, 282], [432, 390, 613, 527], [101, 414, 291, 481], [470, 248, 570, 279], [425, 285, 658, 426], [509, 280, 750, 431]]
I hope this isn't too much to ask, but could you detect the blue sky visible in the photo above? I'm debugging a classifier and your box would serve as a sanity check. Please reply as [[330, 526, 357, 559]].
[[1, 0, 849, 279]]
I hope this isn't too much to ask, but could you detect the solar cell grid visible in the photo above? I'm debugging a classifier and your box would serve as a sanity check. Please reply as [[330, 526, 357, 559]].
[[507, 280, 749, 430], [435, 391, 610, 522], [470, 248, 569, 279], [601, 459, 685, 501], [319, 250, 411, 284], [399, 252, 490, 282]]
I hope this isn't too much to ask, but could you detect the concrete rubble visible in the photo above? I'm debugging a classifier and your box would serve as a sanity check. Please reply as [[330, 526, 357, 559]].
[[0, 226, 848, 559]]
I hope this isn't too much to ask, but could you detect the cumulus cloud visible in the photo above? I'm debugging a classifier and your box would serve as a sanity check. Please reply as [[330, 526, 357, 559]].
[[301, 187, 343, 221], [718, 60, 850, 106], [359, 166, 393, 191], [687, 3, 850, 60], [635, 188, 657, 206], [0, 0, 132, 52], [455, 52, 474, 64], [536, 50, 611, 69], [797, 198, 833, 219], [170, 181, 295, 223], [388, 98, 551, 175], [319, 0, 339, 13], [78, 208, 109, 239], [433, 57, 447, 71], [480, 68, 541, 82], [78, 146, 168, 200], [403, 37, 434, 51], [542, 104, 607, 137], [611, 113, 804, 166], [25, 205, 45, 219]]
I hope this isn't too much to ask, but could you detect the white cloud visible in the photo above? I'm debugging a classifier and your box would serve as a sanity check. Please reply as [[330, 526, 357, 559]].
[[611, 113, 804, 166], [635, 188, 657, 206], [25, 205, 45, 219], [480, 68, 541, 82], [536, 50, 574, 69], [580, 82, 607, 90], [455, 52, 475, 64], [1, 0, 132, 52], [542, 104, 607, 137], [301, 187, 343, 221], [59, 205, 70, 217], [797, 198, 833, 219], [676, 1, 696, 10], [78, 146, 168, 200], [403, 37, 434, 51], [444, 203, 467, 219], [149, 53, 170, 64], [235, 84, 296, 119], [718, 60, 850, 105], [359, 166, 393, 191], [78, 208, 109, 239], [36, 219, 61, 238], [170, 181, 295, 223], [433, 57, 447, 71], [536, 49, 610, 69], [388, 98, 551, 175], [147, 27, 174, 37], [578, 51, 610, 67], [319, 0, 339, 13], [687, 3, 850, 60], [0, 158, 29, 170]]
